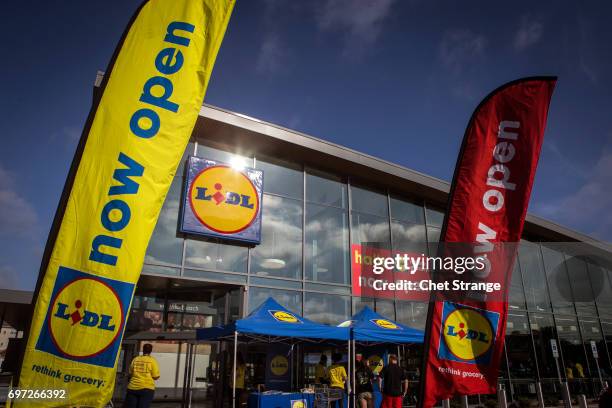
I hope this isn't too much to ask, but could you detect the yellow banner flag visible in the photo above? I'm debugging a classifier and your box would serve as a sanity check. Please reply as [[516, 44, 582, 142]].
[[18, 0, 235, 406]]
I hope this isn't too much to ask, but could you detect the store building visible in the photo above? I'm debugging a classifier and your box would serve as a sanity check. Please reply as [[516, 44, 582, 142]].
[[3, 74, 612, 405], [116, 97, 612, 404]]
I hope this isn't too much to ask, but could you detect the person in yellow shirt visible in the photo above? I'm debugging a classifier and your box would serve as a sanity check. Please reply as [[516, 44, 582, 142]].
[[232, 352, 247, 407], [314, 354, 329, 384], [125, 343, 160, 408], [328, 353, 347, 408]]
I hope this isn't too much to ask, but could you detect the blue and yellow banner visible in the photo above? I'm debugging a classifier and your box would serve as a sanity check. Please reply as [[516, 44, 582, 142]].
[[18, 0, 235, 406]]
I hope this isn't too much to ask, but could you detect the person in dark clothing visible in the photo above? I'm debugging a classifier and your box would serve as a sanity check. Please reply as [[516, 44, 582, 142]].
[[355, 354, 374, 408], [378, 354, 407, 408]]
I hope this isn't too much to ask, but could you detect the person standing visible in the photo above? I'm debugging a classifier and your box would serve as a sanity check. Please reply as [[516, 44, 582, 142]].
[[355, 354, 374, 408], [378, 354, 407, 408], [315, 354, 329, 384], [125, 343, 160, 408], [328, 353, 347, 408], [232, 352, 248, 407], [574, 361, 585, 394]]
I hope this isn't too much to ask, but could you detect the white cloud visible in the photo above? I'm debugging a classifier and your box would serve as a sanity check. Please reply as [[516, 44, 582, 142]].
[[438, 29, 486, 75], [0, 164, 39, 239], [514, 15, 543, 51], [316, 0, 396, 58], [256, 34, 286, 74]]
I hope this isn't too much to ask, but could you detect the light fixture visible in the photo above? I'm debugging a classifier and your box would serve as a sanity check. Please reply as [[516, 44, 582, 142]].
[[260, 258, 286, 269]]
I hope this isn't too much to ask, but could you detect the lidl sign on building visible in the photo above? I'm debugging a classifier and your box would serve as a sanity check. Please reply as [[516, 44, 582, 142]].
[[181, 156, 263, 243]]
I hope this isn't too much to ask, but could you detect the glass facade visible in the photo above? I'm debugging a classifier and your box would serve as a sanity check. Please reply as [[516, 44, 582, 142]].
[[141, 140, 612, 400]]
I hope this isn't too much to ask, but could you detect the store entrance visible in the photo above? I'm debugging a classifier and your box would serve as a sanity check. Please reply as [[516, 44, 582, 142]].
[[114, 274, 244, 407]]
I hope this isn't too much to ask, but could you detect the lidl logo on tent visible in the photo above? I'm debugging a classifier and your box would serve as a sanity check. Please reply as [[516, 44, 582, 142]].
[[181, 157, 263, 243], [371, 319, 400, 330], [270, 310, 301, 324], [35, 266, 133, 368], [438, 302, 499, 365]]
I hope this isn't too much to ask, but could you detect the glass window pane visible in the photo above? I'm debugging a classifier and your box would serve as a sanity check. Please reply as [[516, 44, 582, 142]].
[[197, 143, 253, 167], [256, 158, 303, 199], [396, 301, 427, 330], [427, 227, 441, 256], [509, 261, 527, 311], [305, 203, 349, 284], [591, 265, 612, 317], [141, 264, 180, 276], [145, 177, 184, 267], [351, 213, 390, 246], [390, 196, 424, 224], [304, 292, 350, 325], [184, 239, 247, 273], [248, 287, 302, 315], [391, 220, 427, 254], [555, 315, 589, 379], [518, 242, 551, 312], [350, 186, 388, 217], [505, 313, 536, 379], [541, 245, 575, 315], [251, 195, 302, 279], [127, 295, 165, 333], [375, 299, 395, 320], [578, 318, 605, 381], [565, 256, 597, 316], [529, 313, 559, 380], [352, 297, 374, 314], [306, 172, 346, 208], [425, 206, 445, 228]]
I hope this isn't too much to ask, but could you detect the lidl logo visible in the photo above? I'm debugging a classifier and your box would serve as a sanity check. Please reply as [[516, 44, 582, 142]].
[[438, 302, 499, 365], [181, 157, 263, 243], [291, 399, 307, 408], [270, 310, 301, 324], [270, 355, 289, 376], [371, 319, 400, 330], [36, 266, 134, 368], [367, 354, 384, 375]]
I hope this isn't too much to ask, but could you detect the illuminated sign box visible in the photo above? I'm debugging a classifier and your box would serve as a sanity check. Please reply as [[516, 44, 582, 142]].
[[180, 156, 263, 244]]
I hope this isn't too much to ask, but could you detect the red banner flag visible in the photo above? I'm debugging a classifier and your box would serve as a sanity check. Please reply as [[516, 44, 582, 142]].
[[418, 77, 556, 407]]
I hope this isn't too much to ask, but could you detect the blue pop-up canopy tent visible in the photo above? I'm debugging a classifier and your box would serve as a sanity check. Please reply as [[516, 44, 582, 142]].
[[196, 297, 349, 342], [340, 307, 424, 408], [196, 298, 350, 408], [342, 306, 424, 344]]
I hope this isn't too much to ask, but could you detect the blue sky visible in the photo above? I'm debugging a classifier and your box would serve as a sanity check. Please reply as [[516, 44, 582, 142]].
[[1, 0, 611, 290]]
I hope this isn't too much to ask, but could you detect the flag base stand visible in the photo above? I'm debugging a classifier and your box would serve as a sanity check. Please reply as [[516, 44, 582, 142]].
[[536, 381, 545, 408], [561, 382, 572, 408], [497, 385, 508, 408]]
